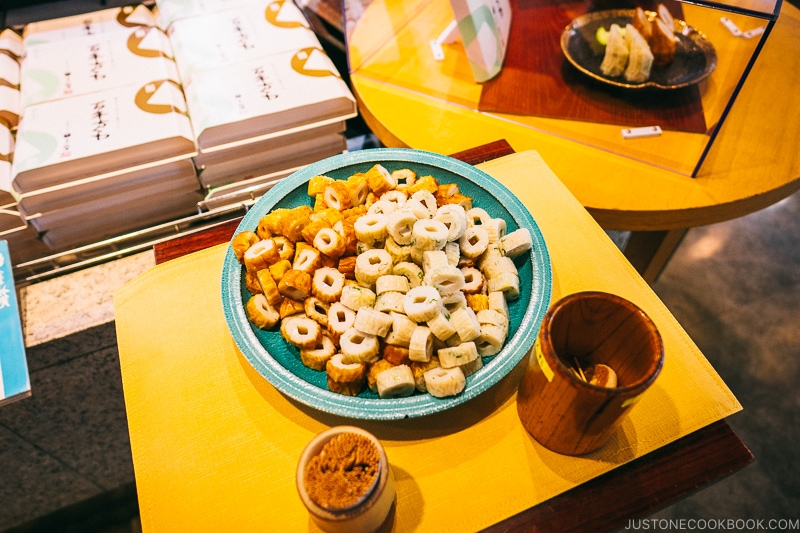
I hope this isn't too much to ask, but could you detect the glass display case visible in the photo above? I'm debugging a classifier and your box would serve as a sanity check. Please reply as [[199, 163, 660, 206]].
[[343, 0, 782, 177]]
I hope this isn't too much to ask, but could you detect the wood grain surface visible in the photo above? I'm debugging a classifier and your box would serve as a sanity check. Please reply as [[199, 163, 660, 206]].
[[517, 292, 664, 455], [484, 420, 752, 532]]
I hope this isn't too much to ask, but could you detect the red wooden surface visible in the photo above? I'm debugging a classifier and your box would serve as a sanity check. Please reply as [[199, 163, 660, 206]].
[[152, 139, 752, 532], [484, 420, 751, 532], [479, 0, 707, 133]]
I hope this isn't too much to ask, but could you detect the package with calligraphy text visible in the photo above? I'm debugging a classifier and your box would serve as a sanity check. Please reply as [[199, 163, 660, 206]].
[[10, 80, 195, 193], [22, 4, 156, 48], [155, 0, 262, 30], [20, 26, 180, 108], [0, 122, 16, 209], [167, 0, 319, 86], [183, 46, 356, 152], [0, 124, 26, 237]]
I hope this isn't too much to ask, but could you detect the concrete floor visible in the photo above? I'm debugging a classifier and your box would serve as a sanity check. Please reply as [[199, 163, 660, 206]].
[[647, 191, 800, 524]]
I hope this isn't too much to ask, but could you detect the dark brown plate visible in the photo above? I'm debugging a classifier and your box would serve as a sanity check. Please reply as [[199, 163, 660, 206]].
[[560, 9, 717, 89]]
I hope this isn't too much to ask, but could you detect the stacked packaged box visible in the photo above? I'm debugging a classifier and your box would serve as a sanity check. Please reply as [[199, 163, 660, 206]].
[[12, 80, 200, 250], [0, 33, 49, 265], [21, 4, 157, 47], [11, 6, 202, 251], [161, 0, 355, 205], [0, 29, 22, 129], [2, 0, 359, 261], [1, 123, 25, 236]]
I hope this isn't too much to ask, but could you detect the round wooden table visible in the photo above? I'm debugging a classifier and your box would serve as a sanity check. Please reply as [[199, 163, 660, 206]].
[[347, 0, 800, 281]]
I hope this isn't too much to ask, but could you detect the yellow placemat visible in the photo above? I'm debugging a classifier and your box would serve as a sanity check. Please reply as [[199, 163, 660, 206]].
[[115, 151, 741, 532]]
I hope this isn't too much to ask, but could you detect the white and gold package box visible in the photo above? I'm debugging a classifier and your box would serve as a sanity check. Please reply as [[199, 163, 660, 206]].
[[0, 86, 20, 129], [155, 0, 267, 30], [168, 0, 319, 85], [0, 123, 16, 209], [0, 29, 23, 60], [0, 47, 20, 128], [0, 54, 20, 90], [22, 5, 156, 48], [184, 46, 356, 151], [11, 79, 196, 192], [0, 123, 25, 235], [20, 26, 180, 108]]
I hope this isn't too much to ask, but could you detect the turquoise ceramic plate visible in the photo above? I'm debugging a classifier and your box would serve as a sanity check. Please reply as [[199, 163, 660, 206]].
[[221, 148, 552, 420]]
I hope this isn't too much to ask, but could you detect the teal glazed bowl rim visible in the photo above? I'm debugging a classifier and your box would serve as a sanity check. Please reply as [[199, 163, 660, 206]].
[[220, 148, 553, 420]]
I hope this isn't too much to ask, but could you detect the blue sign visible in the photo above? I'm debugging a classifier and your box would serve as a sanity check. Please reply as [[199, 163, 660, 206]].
[[0, 240, 31, 405]]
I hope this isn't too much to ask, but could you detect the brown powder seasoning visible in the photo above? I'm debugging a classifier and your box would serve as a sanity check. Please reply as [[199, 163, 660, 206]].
[[303, 432, 381, 510]]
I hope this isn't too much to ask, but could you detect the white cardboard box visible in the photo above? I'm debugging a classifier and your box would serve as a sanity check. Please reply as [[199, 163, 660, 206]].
[[0, 50, 20, 128], [0, 54, 20, 89], [0, 85, 20, 128], [23, 5, 156, 48], [155, 0, 263, 30], [12, 80, 196, 193], [0, 29, 23, 60], [20, 26, 180, 108], [168, 0, 318, 85], [195, 123, 345, 187], [183, 46, 356, 151], [0, 123, 15, 209], [15, 158, 198, 217]]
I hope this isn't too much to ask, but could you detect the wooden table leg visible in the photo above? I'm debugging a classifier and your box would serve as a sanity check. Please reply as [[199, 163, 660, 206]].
[[624, 228, 688, 284]]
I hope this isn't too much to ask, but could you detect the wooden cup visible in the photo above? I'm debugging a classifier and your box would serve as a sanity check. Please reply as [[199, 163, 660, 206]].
[[517, 291, 664, 455]]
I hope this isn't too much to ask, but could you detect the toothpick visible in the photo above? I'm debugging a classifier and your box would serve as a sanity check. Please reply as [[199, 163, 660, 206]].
[[573, 356, 587, 382]]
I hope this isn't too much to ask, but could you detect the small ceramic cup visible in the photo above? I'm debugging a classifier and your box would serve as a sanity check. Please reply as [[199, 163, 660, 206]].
[[297, 426, 395, 533], [517, 291, 664, 455]]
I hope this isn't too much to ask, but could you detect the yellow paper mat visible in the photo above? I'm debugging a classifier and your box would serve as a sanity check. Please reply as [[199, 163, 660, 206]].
[[115, 151, 741, 532]]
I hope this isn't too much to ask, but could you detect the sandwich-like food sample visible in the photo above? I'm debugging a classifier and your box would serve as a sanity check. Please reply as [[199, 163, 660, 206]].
[[596, 3, 679, 82], [623, 24, 654, 83], [599, 24, 629, 77]]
